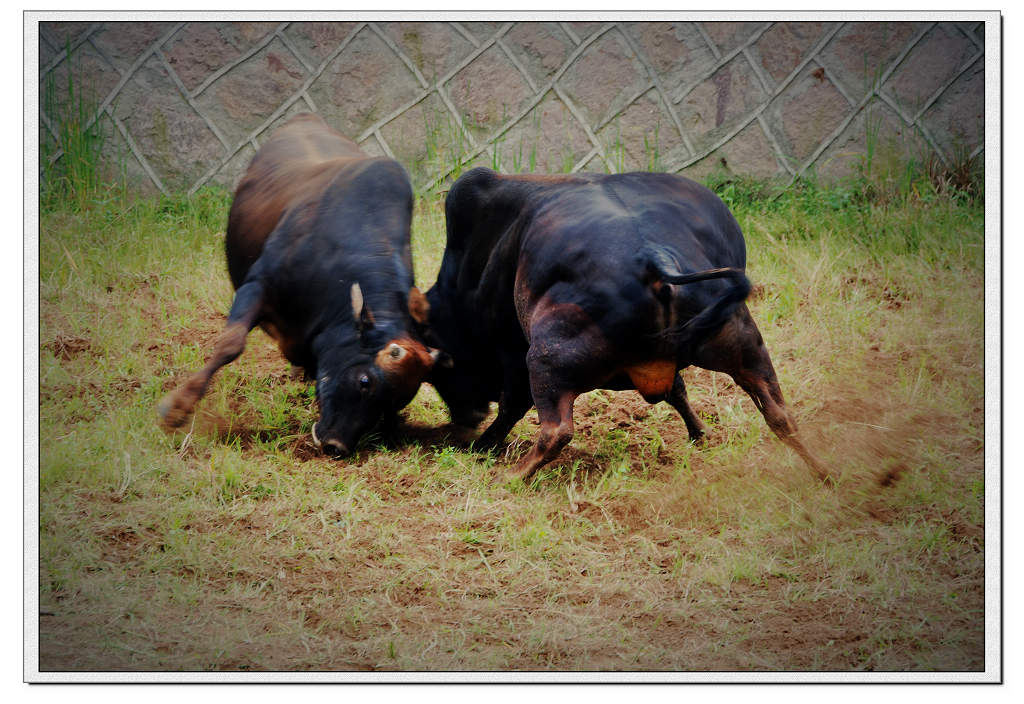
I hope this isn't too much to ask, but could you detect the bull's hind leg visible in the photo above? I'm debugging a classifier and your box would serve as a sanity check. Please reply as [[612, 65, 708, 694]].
[[734, 370, 827, 481], [693, 306, 828, 482], [634, 371, 706, 444], [509, 388, 577, 482], [158, 280, 265, 430], [664, 373, 707, 443], [506, 344, 580, 481]]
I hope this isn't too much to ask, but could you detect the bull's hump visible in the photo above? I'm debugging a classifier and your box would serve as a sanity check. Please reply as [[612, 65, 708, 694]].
[[274, 112, 363, 157], [499, 172, 590, 185]]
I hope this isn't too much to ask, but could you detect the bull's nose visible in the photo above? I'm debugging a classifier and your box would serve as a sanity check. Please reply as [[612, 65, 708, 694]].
[[321, 439, 350, 458]]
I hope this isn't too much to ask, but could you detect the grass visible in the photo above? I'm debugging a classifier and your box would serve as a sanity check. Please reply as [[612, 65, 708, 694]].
[[36, 146, 985, 672], [41, 40, 116, 213]]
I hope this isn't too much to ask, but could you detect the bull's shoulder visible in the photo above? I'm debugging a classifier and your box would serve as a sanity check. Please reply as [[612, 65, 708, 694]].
[[603, 171, 714, 200], [443, 168, 500, 251], [350, 156, 412, 190], [445, 168, 595, 214], [248, 114, 365, 174], [273, 112, 362, 154], [444, 169, 598, 247], [445, 167, 500, 214], [320, 157, 413, 210]]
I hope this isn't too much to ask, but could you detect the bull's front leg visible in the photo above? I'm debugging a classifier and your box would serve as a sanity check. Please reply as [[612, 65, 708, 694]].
[[474, 390, 532, 452], [158, 280, 265, 430]]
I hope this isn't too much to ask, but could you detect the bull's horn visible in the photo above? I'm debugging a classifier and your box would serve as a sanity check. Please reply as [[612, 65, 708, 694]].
[[351, 282, 375, 329], [350, 282, 363, 319], [428, 347, 453, 368]]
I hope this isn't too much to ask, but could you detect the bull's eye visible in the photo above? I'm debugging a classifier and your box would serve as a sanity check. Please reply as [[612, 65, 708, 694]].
[[359, 373, 371, 390]]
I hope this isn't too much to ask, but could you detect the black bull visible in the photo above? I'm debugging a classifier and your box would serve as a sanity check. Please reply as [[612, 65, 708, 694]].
[[424, 167, 826, 481], [159, 113, 440, 456]]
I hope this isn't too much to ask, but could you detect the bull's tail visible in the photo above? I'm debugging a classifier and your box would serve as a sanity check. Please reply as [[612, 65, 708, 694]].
[[650, 260, 751, 346]]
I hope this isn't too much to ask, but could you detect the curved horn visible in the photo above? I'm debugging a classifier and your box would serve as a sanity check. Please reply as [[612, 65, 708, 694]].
[[350, 282, 363, 319], [351, 282, 375, 330], [428, 347, 453, 368]]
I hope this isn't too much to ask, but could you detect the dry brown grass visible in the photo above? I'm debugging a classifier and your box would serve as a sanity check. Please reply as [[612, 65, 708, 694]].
[[36, 187, 986, 674]]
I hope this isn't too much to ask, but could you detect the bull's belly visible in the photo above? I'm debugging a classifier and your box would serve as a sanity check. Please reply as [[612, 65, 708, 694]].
[[622, 359, 677, 397]]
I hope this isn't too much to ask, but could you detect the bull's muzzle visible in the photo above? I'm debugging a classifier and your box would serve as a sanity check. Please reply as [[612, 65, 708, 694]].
[[321, 439, 350, 458], [311, 422, 350, 458]]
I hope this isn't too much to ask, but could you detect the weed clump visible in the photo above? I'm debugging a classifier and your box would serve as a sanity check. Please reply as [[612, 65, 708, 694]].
[[40, 40, 110, 212]]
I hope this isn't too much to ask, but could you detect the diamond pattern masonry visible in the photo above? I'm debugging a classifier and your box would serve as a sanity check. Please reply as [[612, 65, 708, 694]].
[[39, 20, 986, 194]]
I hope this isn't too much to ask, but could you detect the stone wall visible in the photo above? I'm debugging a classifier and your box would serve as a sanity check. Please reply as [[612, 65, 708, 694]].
[[37, 19, 986, 195]]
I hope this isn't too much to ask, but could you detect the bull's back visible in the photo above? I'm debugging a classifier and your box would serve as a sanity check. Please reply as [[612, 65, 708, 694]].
[[511, 173, 749, 345], [436, 169, 747, 339], [225, 113, 368, 289], [517, 173, 742, 284]]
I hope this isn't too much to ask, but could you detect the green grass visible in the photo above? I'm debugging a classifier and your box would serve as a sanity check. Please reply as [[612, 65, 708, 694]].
[[41, 39, 118, 213], [36, 163, 985, 672]]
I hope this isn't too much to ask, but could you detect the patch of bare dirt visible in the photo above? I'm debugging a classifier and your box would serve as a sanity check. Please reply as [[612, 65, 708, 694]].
[[717, 591, 880, 669], [95, 525, 152, 565], [45, 334, 91, 360]]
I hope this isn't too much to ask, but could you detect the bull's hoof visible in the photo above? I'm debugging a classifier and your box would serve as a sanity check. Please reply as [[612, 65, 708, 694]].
[[488, 467, 530, 489], [157, 392, 193, 431], [506, 461, 538, 482], [815, 465, 837, 488], [797, 448, 831, 484]]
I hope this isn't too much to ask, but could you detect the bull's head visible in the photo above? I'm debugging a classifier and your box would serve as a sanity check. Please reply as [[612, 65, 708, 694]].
[[310, 283, 443, 457]]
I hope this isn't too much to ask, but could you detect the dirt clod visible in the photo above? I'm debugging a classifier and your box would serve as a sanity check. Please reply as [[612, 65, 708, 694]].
[[46, 334, 91, 360]]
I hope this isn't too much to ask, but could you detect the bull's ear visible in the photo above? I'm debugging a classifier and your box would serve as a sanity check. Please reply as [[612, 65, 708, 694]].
[[351, 282, 375, 330], [408, 286, 429, 325]]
